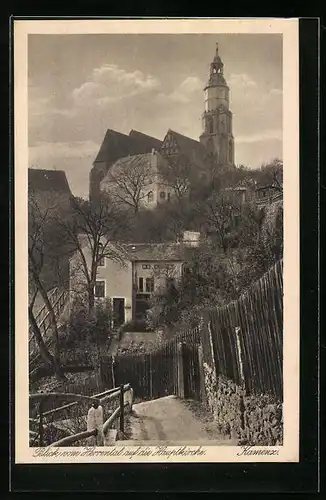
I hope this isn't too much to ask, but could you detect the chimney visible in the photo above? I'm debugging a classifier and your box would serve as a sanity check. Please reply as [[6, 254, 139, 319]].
[[182, 231, 201, 248]]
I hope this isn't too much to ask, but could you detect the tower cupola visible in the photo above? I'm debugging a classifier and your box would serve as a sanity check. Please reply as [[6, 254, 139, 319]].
[[208, 43, 227, 86], [199, 42, 235, 166]]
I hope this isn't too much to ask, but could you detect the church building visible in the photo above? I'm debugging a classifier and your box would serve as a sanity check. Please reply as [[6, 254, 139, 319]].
[[89, 43, 235, 206]]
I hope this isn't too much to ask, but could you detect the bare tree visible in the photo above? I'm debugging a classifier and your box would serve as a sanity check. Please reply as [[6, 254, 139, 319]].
[[250, 158, 283, 191], [159, 154, 193, 201], [105, 157, 153, 214], [260, 158, 283, 190], [197, 192, 240, 254], [28, 193, 66, 378], [60, 194, 127, 315]]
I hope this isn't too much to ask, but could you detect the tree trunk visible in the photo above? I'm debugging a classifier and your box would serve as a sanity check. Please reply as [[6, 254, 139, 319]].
[[88, 261, 99, 317], [29, 307, 54, 369], [29, 308, 64, 379], [29, 253, 64, 379], [33, 272, 62, 368], [88, 283, 95, 317]]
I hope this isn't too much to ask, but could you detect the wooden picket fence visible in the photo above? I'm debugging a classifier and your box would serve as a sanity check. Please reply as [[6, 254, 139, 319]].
[[100, 259, 283, 402], [201, 259, 283, 398]]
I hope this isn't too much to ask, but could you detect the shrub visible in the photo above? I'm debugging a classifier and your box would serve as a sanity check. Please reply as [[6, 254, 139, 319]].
[[65, 299, 113, 344], [60, 299, 114, 368], [119, 320, 151, 333]]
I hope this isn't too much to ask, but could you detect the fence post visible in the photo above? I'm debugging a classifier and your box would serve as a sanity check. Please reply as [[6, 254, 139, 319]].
[[177, 342, 185, 399], [38, 399, 45, 446], [149, 354, 153, 399], [111, 356, 116, 388], [197, 345, 206, 404], [119, 384, 124, 434], [207, 318, 218, 378], [235, 327, 245, 390]]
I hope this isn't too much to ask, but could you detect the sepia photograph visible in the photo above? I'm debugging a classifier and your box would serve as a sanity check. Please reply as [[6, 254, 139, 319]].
[[14, 18, 300, 463]]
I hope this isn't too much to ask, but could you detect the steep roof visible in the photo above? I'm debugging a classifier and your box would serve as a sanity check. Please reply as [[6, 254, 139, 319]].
[[94, 128, 162, 164], [161, 129, 207, 167], [118, 243, 185, 262], [169, 129, 205, 153], [74, 238, 185, 262], [28, 168, 72, 194], [94, 129, 134, 164], [129, 130, 162, 152]]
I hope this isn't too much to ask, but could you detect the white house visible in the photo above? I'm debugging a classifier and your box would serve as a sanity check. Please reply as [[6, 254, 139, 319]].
[[69, 232, 200, 327]]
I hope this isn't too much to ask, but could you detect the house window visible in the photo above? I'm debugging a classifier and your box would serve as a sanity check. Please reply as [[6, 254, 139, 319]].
[[98, 244, 105, 266], [145, 277, 154, 293], [167, 193, 171, 202], [147, 191, 154, 203], [95, 280, 105, 298], [139, 277, 144, 292], [142, 264, 151, 269], [160, 191, 166, 200]]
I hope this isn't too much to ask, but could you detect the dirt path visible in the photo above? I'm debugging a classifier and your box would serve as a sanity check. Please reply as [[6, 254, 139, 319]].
[[124, 395, 238, 445]]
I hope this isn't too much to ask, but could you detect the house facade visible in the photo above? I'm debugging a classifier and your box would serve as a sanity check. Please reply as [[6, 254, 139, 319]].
[[69, 237, 198, 327]]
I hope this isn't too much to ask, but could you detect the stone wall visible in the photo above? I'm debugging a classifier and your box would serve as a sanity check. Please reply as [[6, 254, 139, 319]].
[[203, 362, 283, 446]]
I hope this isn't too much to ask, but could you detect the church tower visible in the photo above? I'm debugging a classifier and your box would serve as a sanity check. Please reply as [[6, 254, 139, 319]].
[[199, 43, 235, 165]]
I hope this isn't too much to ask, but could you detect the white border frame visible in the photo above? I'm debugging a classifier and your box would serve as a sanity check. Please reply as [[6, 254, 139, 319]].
[[14, 18, 299, 464]]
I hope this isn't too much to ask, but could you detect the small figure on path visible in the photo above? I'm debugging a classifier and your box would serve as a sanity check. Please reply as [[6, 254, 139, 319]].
[[87, 399, 104, 446]]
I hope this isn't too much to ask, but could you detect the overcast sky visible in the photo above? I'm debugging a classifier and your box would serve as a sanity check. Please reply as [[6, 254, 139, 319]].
[[28, 33, 283, 198]]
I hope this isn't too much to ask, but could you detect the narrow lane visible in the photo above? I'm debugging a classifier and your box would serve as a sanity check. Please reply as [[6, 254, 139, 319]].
[[125, 395, 238, 444]]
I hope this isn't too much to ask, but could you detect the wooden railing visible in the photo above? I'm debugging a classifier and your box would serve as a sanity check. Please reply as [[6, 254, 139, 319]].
[[30, 384, 133, 447], [255, 191, 283, 208]]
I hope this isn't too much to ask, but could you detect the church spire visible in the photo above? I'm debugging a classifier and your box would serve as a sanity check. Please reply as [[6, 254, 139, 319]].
[[208, 41, 226, 85], [199, 43, 235, 166]]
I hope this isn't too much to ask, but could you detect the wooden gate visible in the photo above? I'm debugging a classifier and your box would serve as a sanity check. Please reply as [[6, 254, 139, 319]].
[[113, 354, 152, 401], [99, 330, 202, 402]]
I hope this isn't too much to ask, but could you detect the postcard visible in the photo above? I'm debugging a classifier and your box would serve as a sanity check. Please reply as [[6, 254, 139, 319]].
[[14, 17, 299, 464]]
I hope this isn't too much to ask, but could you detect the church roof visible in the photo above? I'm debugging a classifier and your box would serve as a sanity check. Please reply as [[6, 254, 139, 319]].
[[94, 128, 162, 164], [162, 129, 208, 167], [28, 168, 72, 194], [129, 130, 162, 152], [168, 129, 205, 153]]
